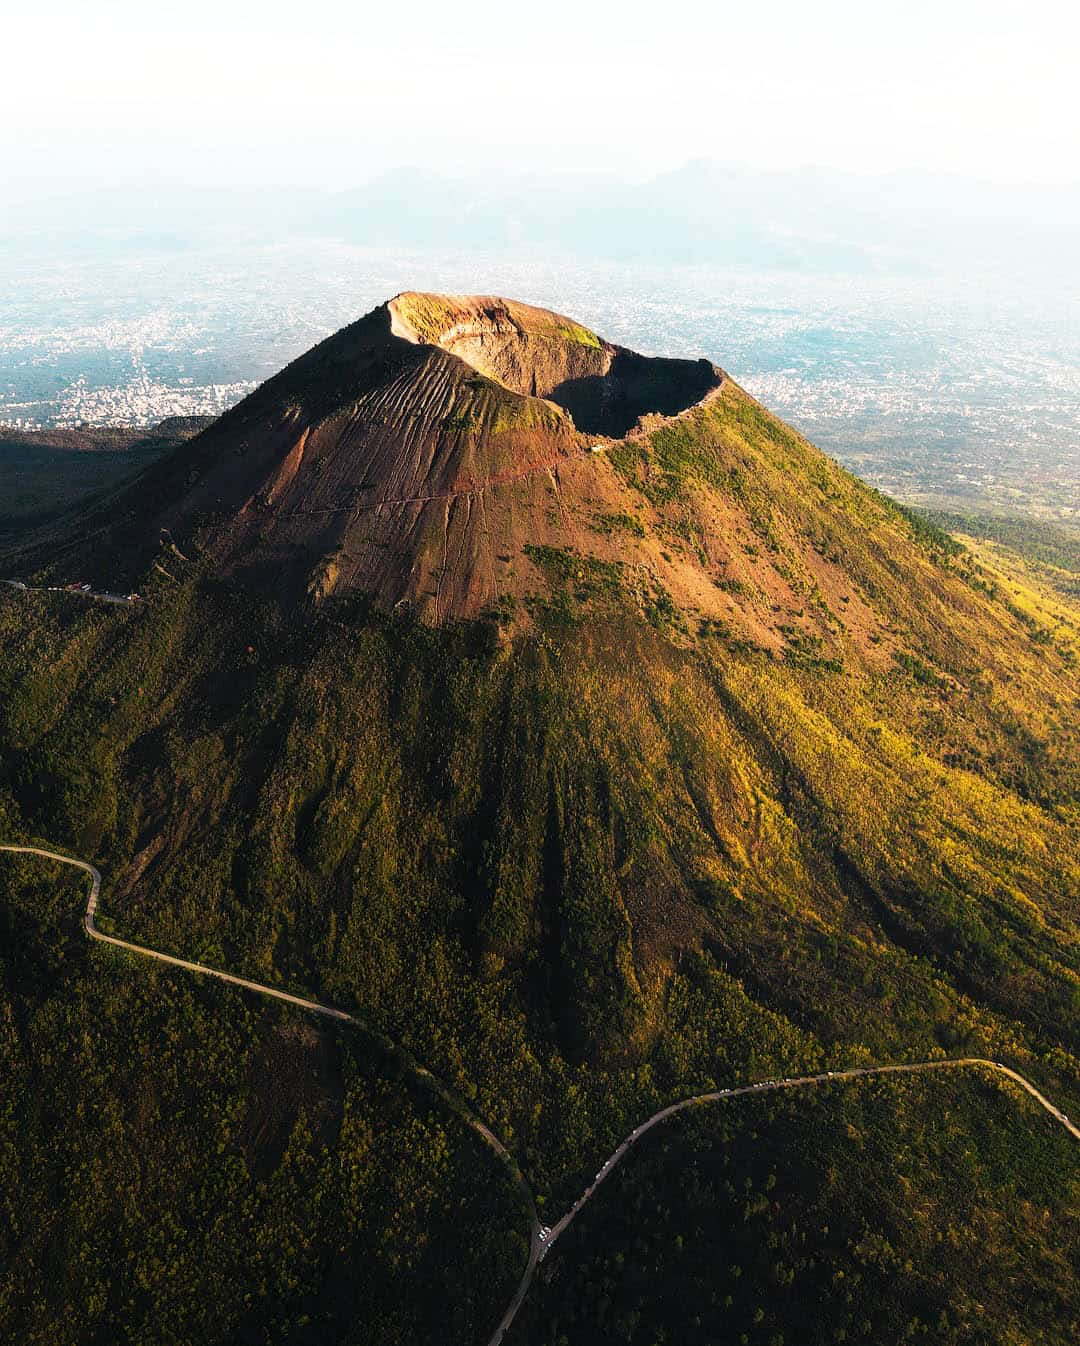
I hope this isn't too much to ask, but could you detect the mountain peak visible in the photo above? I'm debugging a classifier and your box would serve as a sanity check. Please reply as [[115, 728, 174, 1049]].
[[386, 291, 720, 436], [9, 293, 934, 669]]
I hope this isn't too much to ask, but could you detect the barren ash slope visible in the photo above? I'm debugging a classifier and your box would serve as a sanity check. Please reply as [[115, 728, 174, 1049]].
[[20, 290, 1020, 665], [50, 291, 726, 622], [2, 293, 1080, 1340]]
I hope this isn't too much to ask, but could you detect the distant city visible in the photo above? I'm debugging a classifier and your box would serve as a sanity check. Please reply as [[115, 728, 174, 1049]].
[[2, 237, 1077, 518]]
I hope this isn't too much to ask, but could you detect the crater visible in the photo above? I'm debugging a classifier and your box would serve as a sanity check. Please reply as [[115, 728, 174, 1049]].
[[389, 291, 722, 438]]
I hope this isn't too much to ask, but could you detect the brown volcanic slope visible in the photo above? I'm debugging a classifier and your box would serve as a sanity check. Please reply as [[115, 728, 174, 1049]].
[[32, 293, 719, 618], [135, 290, 732, 627], [12, 293, 993, 663]]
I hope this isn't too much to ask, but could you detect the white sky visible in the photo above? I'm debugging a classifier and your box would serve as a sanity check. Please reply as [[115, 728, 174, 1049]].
[[4, 0, 1078, 198]]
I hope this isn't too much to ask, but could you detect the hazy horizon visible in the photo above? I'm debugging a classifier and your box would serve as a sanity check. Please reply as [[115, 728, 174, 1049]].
[[6, 1, 1078, 200], [3, 1, 1077, 518]]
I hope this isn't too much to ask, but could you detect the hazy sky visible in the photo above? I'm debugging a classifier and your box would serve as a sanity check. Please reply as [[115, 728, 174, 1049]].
[[5, 0, 1078, 199]]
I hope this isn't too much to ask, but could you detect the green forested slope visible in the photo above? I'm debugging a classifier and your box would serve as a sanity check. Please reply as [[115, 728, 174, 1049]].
[[0, 857, 524, 1345], [1, 542, 1077, 1217]]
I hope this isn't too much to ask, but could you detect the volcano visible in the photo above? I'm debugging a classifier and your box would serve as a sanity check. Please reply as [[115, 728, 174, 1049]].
[[2, 290, 1079, 1346], [82, 292, 725, 622], [16, 294, 954, 663]]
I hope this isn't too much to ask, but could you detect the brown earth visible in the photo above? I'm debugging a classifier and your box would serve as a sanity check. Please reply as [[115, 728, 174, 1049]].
[[7, 294, 952, 666]]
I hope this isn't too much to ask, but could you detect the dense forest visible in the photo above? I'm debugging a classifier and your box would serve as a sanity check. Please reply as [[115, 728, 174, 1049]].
[[513, 1071, 1079, 1346], [0, 858, 524, 1345]]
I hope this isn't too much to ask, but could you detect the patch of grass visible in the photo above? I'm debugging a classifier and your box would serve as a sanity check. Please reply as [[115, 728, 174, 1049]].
[[642, 579, 685, 634], [894, 650, 946, 688], [780, 625, 844, 673], [555, 318, 603, 349], [590, 511, 647, 539], [523, 545, 624, 624]]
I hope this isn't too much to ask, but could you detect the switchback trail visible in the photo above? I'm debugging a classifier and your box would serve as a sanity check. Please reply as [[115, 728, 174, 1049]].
[[5, 844, 1077, 1346]]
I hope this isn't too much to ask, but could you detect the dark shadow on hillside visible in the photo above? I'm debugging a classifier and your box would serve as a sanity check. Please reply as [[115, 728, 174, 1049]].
[[547, 352, 721, 437]]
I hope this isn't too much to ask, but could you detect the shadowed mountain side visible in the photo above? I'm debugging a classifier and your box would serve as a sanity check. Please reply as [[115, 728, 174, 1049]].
[[0, 417, 215, 542], [547, 350, 721, 439]]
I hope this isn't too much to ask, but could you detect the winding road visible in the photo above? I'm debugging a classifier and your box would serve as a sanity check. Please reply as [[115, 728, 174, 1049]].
[[3, 579, 139, 605], [4, 843, 1077, 1346], [2, 844, 354, 1021], [486, 1057, 1079, 1346], [0, 844, 538, 1258], [540, 1059, 1079, 1249]]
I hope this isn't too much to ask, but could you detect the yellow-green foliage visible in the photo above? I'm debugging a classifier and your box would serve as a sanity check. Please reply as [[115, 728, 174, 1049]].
[[957, 532, 1080, 657], [3, 575, 1077, 1204]]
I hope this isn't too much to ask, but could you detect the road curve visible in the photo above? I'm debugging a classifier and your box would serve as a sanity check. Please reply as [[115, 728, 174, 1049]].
[[1, 842, 540, 1335], [544, 1058, 1079, 1252], [2, 844, 354, 1021], [488, 1064, 1079, 1346], [6, 844, 1076, 1346]]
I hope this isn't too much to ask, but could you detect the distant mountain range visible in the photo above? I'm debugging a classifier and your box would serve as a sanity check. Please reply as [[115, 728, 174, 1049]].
[[6, 161, 1078, 279]]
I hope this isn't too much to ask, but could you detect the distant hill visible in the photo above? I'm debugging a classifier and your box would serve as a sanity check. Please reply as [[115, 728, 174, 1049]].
[[0, 416, 213, 540], [6, 163, 1078, 279]]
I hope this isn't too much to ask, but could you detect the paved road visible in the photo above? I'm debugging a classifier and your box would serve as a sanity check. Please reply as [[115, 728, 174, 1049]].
[[2, 844, 355, 1021], [486, 1057, 1079, 1345], [0, 844, 538, 1248], [482, 1059, 1079, 1345], [3, 580, 139, 605], [6, 844, 1076, 1346], [545, 1058, 1079, 1250]]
